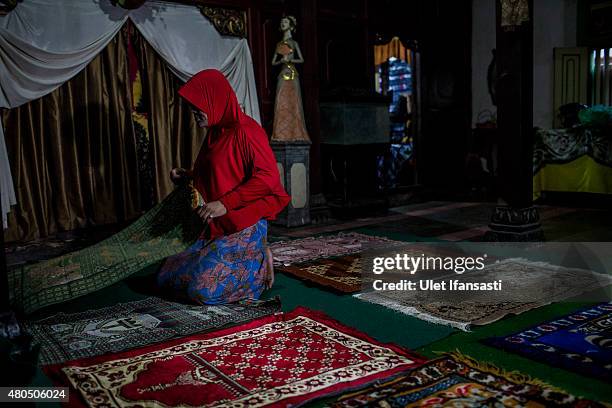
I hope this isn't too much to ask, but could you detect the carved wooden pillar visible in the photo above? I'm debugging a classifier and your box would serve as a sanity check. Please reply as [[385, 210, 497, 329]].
[[488, 0, 543, 241]]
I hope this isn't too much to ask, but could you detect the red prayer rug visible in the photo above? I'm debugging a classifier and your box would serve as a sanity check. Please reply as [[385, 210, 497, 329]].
[[46, 307, 425, 408]]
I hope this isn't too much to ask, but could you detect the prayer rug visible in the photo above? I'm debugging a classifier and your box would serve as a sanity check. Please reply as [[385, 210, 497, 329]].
[[47, 307, 425, 408], [356, 258, 612, 331], [277, 254, 363, 293], [277, 244, 433, 293], [24, 297, 281, 366], [485, 302, 612, 382], [8, 186, 204, 314], [276, 241, 436, 293], [269, 232, 404, 266], [332, 353, 605, 407]]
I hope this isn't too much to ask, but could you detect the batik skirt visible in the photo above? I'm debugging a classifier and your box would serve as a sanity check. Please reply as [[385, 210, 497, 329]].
[[157, 220, 268, 304]]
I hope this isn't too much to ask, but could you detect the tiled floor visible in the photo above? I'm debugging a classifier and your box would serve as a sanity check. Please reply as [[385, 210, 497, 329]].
[[272, 201, 610, 242]]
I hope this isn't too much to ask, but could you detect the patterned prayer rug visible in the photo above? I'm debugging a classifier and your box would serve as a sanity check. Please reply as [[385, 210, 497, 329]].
[[277, 244, 433, 293], [332, 353, 605, 407], [277, 254, 363, 293], [269, 232, 404, 266], [47, 307, 425, 408], [485, 302, 612, 382], [24, 297, 281, 366], [356, 258, 612, 330], [8, 186, 204, 314]]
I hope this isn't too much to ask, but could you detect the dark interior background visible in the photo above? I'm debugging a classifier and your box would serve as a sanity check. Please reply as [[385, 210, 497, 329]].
[[219, 0, 473, 196]]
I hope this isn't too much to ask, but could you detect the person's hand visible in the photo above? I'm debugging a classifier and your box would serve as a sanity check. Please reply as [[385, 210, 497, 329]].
[[195, 201, 227, 222], [170, 168, 189, 185]]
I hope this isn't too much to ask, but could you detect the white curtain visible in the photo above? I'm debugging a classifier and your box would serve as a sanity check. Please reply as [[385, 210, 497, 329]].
[[131, 2, 261, 121], [0, 0, 127, 228], [0, 125, 14, 229], [0, 0, 260, 229]]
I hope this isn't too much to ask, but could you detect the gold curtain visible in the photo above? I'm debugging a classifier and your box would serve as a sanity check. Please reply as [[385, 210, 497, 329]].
[[374, 37, 412, 67], [132, 28, 204, 202], [3, 30, 141, 242], [2, 27, 204, 242]]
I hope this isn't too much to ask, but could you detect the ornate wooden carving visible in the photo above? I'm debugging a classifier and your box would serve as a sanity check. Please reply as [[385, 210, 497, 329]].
[[500, 0, 529, 31], [199, 5, 247, 38]]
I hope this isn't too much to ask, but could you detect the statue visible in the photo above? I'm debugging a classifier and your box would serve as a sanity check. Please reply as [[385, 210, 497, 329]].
[[271, 16, 310, 142]]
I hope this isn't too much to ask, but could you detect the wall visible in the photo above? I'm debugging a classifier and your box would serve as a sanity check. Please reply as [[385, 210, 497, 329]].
[[245, 0, 473, 192], [472, 0, 578, 129], [533, 0, 577, 128]]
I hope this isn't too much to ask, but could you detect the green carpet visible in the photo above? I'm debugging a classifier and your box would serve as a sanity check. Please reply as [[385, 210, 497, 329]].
[[27, 256, 457, 352], [15, 228, 612, 406], [21, 264, 455, 407], [19, 286, 612, 406], [264, 274, 456, 349], [417, 301, 612, 403]]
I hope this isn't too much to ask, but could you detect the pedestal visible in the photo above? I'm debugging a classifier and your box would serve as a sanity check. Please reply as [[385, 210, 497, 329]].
[[272, 141, 311, 227]]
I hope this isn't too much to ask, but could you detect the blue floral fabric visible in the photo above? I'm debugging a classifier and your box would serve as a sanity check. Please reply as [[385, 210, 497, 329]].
[[157, 220, 268, 304]]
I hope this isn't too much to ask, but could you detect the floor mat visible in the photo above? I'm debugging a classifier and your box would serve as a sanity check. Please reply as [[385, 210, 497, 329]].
[[9, 187, 203, 314], [355, 258, 612, 330], [46, 307, 425, 408], [417, 302, 612, 402], [277, 254, 363, 293], [331, 353, 606, 407], [269, 232, 404, 266], [24, 297, 281, 365], [484, 302, 612, 383]]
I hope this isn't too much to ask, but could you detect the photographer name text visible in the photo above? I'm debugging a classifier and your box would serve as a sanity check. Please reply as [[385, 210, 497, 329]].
[[372, 279, 503, 291]]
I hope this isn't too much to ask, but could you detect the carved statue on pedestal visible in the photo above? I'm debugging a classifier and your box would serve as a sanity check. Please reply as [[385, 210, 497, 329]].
[[271, 16, 310, 142]]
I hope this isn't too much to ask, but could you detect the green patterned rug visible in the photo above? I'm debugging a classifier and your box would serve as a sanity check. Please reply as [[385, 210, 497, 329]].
[[9, 187, 204, 314]]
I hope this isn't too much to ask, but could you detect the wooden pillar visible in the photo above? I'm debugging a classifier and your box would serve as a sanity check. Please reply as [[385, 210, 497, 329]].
[[488, 0, 543, 241]]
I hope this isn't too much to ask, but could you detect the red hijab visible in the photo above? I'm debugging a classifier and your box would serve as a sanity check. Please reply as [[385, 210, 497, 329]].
[[178, 69, 290, 238]]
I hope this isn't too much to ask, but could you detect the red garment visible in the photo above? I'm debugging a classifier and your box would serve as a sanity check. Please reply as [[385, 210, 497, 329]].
[[178, 69, 290, 238]]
